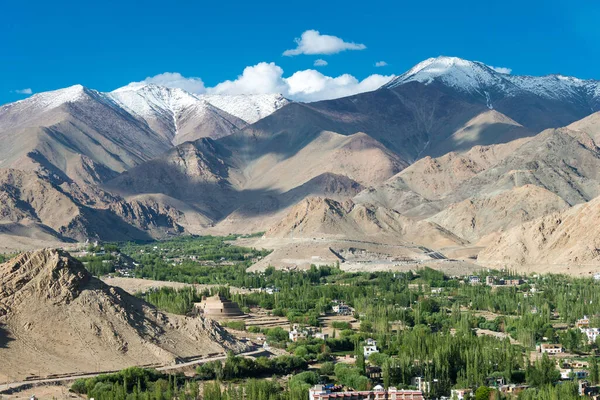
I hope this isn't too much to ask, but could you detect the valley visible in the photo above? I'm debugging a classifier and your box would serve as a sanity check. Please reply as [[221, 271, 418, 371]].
[[2, 55, 600, 400]]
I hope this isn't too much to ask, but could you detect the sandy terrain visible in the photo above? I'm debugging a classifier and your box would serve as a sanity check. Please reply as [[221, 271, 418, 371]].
[[0, 250, 247, 383], [101, 277, 250, 295], [243, 236, 481, 275], [1, 384, 84, 399]]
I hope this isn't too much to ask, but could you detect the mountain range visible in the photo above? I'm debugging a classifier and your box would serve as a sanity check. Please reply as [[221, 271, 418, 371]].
[[1, 56, 600, 273]]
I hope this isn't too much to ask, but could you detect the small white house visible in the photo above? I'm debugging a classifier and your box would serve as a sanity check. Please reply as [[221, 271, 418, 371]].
[[451, 388, 472, 400], [289, 325, 309, 342], [363, 345, 379, 358], [580, 327, 600, 343], [332, 303, 352, 315], [560, 369, 588, 380], [539, 343, 563, 354]]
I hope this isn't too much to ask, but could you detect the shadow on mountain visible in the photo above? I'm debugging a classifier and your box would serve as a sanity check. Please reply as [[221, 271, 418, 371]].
[[223, 83, 489, 164], [427, 121, 534, 157], [107, 165, 366, 228], [0, 324, 14, 348], [79, 207, 156, 242]]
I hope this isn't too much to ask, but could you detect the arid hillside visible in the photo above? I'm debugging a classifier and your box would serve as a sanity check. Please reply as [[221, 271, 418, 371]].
[[0, 249, 245, 382]]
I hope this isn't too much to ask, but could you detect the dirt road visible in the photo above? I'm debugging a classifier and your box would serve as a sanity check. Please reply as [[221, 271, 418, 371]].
[[0, 348, 266, 394]]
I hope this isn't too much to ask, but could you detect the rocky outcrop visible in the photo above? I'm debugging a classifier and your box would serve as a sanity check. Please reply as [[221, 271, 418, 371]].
[[0, 249, 247, 380]]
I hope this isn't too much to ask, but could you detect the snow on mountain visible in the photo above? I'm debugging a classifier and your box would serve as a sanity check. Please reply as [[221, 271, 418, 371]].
[[385, 56, 600, 106], [199, 93, 291, 124], [110, 83, 200, 118], [109, 84, 247, 144], [386, 57, 514, 94], [1, 84, 89, 114], [0, 84, 121, 133]]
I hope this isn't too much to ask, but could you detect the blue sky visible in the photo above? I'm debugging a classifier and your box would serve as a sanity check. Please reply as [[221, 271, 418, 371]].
[[2, 0, 599, 104]]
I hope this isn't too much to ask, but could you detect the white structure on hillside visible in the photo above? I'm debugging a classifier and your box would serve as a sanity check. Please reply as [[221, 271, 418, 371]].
[[581, 328, 600, 344], [289, 325, 309, 342], [451, 389, 472, 400], [309, 385, 424, 400], [560, 369, 588, 380], [538, 343, 563, 354], [364, 339, 379, 358], [332, 302, 352, 315]]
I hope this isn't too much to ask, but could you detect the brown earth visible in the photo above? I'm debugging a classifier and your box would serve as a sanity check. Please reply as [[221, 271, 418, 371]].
[[478, 195, 600, 271], [0, 249, 246, 382]]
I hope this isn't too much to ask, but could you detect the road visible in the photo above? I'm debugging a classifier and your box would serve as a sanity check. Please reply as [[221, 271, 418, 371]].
[[0, 348, 267, 394]]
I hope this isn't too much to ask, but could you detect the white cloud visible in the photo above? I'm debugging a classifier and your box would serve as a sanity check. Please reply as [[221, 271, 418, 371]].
[[209, 62, 288, 95], [283, 30, 366, 56], [490, 66, 512, 74], [314, 59, 328, 67], [375, 61, 388, 67], [14, 88, 33, 95], [125, 62, 394, 102], [138, 72, 206, 93], [285, 70, 394, 102]]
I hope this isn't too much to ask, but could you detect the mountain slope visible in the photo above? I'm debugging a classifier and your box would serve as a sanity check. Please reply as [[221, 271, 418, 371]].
[[264, 197, 467, 249], [0, 168, 183, 242], [353, 138, 530, 217], [384, 56, 600, 131], [427, 185, 570, 243], [0, 85, 172, 184], [200, 93, 291, 124], [478, 196, 600, 269], [109, 84, 248, 144], [0, 249, 244, 380], [106, 129, 404, 233]]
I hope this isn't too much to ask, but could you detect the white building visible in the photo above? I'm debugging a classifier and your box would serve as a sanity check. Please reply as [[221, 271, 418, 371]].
[[539, 343, 563, 354], [576, 316, 591, 328], [450, 388, 472, 399], [560, 369, 588, 380], [309, 385, 424, 400], [332, 303, 352, 315], [581, 327, 600, 344], [364, 345, 379, 358], [289, 325, 309, 342]]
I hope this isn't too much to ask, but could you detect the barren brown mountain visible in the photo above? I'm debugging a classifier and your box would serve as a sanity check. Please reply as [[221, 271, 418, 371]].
[[0, 249, 245, 382], [265, 197, 466, 249], [478, 195, 600, 271], [427, 185, 570, 243], [1, 61, 600, 270], [0, 168, 183, 243]]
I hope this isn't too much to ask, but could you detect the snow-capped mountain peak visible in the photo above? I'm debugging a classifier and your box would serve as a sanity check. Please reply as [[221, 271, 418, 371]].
[[198, 93, 291, 124], [385, 56, 512, 95], [110, 84, 290, 125], [384, 56, 600, 109], [109, 83, 201, 117], [1, 84, 91, 114]]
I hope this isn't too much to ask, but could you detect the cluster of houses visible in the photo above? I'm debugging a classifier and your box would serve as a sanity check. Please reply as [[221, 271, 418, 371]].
[[309, 385, 424, 400], [288, 324, 330, 342], [466, 275, 526, 287], [484, 276, 524, 286], [252, 286, 280, 294]]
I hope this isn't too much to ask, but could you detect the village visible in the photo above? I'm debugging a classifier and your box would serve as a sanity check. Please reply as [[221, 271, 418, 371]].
[[53, 236, 600, 400]]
